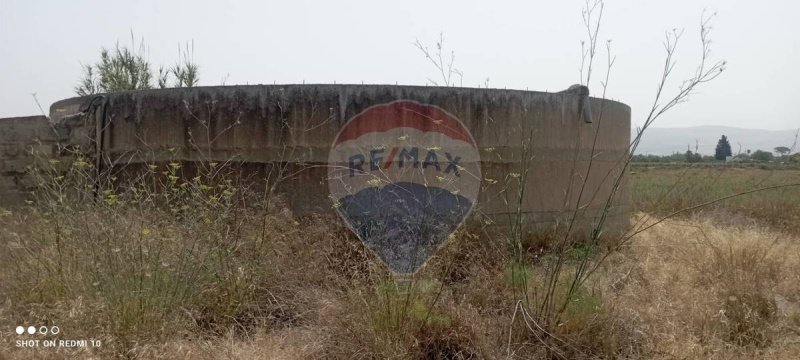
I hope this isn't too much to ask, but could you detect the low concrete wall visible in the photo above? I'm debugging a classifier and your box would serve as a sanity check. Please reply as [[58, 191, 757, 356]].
[[46, 85, 631, 235], [0, 116, 58, 206]]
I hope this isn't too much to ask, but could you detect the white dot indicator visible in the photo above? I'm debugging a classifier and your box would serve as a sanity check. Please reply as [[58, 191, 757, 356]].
[[38, 326, 48, 335], [50, 326, 60, 335], [15, 326, 24, 335], [27, 326, 35, 335]]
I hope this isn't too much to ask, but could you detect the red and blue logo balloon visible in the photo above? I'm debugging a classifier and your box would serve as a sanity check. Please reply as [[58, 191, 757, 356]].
[[328, 100, 481, 274]]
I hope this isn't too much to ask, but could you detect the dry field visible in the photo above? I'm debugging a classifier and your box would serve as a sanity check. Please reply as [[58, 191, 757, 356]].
[[1, 165, 799, 359]]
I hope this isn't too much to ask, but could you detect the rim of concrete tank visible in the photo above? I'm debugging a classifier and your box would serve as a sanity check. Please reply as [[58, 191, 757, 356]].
[[49, 84, 631, 117]]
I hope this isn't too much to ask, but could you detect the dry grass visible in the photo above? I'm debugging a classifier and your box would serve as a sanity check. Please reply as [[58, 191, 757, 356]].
[[595, 213, 800, 359], [4, 206, 799, 359], [1, 162, 799, 359]]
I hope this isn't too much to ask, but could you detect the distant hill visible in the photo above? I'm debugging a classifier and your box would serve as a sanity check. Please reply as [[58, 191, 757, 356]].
[[633, 126, 798, 156]]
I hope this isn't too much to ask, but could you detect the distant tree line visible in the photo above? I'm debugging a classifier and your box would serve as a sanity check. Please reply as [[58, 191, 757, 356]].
[[631, 151, 797, 163], [633, 135, 798, 164]]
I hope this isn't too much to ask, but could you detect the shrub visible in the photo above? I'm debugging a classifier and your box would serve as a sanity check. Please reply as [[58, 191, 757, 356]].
[[751, 150, 774, 162], [76, 36, 199, 96]]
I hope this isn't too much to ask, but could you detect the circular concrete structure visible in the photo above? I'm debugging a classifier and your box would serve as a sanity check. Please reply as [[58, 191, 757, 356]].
[[46, 84, 631, 235]]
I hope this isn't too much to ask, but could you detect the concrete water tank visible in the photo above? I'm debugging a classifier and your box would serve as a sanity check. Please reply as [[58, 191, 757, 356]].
[[7, 84, 630, 236]]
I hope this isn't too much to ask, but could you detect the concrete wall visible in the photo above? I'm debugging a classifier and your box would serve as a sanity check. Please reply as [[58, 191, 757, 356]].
[[0, 116, 58, 206], [46, 85, 631, 235]]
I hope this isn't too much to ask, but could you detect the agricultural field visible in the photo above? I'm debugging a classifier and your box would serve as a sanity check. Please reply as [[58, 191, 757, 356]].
[[631, 166, 800, 235], [0, 164, 798, 359]]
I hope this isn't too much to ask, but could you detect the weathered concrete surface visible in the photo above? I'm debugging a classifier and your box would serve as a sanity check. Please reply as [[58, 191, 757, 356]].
[[0, 85, 630, 230], [0, 116, 58, 206], [33, 84, 628, 235]]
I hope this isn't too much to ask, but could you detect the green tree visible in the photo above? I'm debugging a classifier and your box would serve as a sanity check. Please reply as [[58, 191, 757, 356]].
[[774, 146, 791, 157], [751, 149, 774, 162], [685, 150, 701, 163], [714, 135, 732, 160]]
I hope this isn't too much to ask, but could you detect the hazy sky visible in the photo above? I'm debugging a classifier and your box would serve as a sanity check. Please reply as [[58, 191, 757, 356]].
[[1, 0, 798, 130]]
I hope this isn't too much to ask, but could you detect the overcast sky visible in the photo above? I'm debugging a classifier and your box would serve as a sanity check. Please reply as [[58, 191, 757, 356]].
[[1, 0, 798, 130]]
